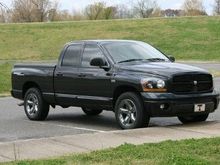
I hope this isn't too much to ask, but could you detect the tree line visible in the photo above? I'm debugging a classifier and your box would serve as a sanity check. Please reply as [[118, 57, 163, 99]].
[[0, 0, 220, 23]]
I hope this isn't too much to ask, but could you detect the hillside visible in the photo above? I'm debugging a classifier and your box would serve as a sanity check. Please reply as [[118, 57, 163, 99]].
[[0, 16, 220, 94], [0, 16, 220, 61]]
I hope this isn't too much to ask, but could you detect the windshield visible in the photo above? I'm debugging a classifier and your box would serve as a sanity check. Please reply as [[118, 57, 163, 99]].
[[103, 41, 169, 63]]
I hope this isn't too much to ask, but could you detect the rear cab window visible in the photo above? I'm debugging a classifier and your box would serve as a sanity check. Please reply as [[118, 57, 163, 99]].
[[62, 44, 83, 67]]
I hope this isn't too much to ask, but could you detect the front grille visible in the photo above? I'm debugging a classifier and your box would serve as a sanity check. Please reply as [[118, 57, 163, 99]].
[[171, 73, 213, 94]]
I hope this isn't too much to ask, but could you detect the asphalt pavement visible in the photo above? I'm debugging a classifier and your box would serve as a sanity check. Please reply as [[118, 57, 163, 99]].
[[2, 121, 220, 162], [0, 63, 220, 143]]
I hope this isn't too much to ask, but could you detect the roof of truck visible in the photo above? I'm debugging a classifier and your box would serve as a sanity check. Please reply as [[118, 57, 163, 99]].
[[70, 39, 139, 44]]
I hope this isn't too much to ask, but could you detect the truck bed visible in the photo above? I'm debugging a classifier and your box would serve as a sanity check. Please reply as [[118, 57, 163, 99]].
[[14, 63, 56, 68], [12, 63, 57, 103]]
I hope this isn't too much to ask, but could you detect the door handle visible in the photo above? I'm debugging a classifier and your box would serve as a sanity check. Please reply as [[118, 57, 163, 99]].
[[78, 74, 86, 78], [106, 72, 113, 76], [56, 72, 63, 77]]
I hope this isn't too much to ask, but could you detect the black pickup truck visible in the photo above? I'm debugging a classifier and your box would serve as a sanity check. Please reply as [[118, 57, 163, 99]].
[[11, 40, 220, 129]]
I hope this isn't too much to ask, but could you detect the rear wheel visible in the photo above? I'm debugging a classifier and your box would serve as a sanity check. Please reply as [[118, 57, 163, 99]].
[[115, 92, 149, 129], [178, 114, 209, 124], [24, 88, 49, 121], [82, 108, 103, 116]]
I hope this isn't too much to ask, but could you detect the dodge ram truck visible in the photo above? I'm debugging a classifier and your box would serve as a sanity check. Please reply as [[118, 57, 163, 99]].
[[11, 40, 220, 129]]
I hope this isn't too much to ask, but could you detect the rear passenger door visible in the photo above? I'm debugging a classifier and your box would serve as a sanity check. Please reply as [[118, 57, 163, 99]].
[[54, 43, 83, 106], [77, 43, 113, 107]]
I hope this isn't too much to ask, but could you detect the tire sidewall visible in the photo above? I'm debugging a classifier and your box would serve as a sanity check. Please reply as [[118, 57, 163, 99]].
[[24, 88, 48, 120], [115, 92, 148, 129], [82, 108, 103, 116]]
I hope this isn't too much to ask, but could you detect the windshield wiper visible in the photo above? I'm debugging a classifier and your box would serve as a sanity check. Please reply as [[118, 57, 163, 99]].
[[118, 59, 146, 63], [118, 58, 166, 64], [147, 58, 166, 62]]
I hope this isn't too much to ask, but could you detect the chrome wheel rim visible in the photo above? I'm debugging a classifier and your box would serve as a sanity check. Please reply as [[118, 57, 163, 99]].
[[26, 93, 39, 116], [118, 99, 137, 127]]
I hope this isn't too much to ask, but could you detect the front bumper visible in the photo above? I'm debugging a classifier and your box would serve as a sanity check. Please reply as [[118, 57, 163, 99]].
[[141, 90, 220, 117]]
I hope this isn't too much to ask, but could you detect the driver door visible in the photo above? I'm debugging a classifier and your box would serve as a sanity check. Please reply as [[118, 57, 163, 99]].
[[77, 43, 113, 108]]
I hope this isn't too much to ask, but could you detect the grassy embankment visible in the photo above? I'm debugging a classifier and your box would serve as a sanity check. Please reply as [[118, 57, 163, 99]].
[[0, 16, 220, 94], [2, 137, 220, 165]]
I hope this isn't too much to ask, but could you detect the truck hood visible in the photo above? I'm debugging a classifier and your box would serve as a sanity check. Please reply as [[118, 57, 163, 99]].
[[117, 62, 209, 78]]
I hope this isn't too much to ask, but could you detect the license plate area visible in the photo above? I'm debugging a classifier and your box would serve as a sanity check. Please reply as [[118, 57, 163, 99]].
[[194, 104, 206, 112]]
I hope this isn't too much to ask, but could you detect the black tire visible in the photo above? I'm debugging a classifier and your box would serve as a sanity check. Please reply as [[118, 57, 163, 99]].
[[115, 92, 150, 129], [24, 88, 49, 121], [82, 108, 103, 116], [178, 114, 209, 124]]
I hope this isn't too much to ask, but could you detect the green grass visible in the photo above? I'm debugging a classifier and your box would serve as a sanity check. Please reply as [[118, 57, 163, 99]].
[[1, 16, 220, 94], [0, 16, 220, 61], [3, 137, 220, 165], [0, 63, 12, 94]]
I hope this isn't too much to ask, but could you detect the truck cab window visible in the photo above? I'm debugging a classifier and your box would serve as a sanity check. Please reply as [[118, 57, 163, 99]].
[[82, 44, 105, 68], [62, 44, 82, 67]]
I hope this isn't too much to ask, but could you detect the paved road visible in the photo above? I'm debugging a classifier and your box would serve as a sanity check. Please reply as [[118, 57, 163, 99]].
[[0, 64, 219, 143]]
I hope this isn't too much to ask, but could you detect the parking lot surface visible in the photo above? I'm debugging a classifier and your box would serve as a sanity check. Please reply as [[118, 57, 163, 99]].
[[0, 63, 219, 143]]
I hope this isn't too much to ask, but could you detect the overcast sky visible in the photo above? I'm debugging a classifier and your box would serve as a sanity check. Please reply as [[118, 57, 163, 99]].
[[0, 0, 215, 15]]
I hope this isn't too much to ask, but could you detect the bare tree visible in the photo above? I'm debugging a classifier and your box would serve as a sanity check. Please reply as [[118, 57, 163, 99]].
[[134, 0, 158, 18], [52, 9, 72, 21], [151, 7, 162, 17], [12, 0, 35, 22], [0, 2, 6, 22], [115, 4, 134, 19], [182, 0, 207, 16], [0, 2, 11, 22], [213, 0, 220, 15], [0, 9, 6, 22], [103, 6, 117, 19], [30, 0, 56, 22], [85, 2, 105, 20], [12, 0, 58, 22], [72, 9, 85, 21]]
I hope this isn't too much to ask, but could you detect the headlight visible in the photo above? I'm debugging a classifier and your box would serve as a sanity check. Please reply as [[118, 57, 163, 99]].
[[157, 79, 165, 89], [141, 78, 167, 92]]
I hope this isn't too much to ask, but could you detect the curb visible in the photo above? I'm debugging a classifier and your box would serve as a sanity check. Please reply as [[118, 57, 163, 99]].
[[0, 121, 220, 163]]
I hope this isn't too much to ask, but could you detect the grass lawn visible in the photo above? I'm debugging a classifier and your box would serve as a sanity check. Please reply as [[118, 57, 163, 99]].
[[1, 16, 220, 94], [0, 63, 12, 94], [3, 137, 220, 165], [0, 16, 220, 61]]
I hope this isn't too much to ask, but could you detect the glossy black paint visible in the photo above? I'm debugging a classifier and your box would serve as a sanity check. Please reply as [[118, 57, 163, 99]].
[[11, 40, 220, 116], [141, 91, 219, 117]]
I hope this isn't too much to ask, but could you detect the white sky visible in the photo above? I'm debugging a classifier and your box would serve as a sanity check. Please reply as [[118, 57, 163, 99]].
[[0, 0, 215, 15]]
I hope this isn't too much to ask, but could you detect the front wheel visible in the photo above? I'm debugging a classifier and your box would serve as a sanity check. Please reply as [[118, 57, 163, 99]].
[[24, 88, 49, 121], [82, 108, 103, 116], [178, 114, 209, 124], [115, 92, 150, 129]]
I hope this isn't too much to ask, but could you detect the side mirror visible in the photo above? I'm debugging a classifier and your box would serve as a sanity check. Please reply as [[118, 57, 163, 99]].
[[90, 57, 107, 67], [169, 56, 175, 62]]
